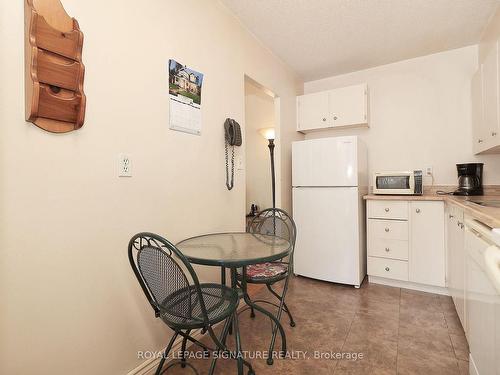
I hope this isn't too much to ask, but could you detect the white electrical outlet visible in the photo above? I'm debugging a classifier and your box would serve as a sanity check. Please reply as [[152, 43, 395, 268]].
[[425, 166, 433, 176], [118, 153, 132, 177]]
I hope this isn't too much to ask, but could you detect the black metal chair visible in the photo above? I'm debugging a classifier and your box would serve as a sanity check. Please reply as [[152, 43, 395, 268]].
[[128, 232, 254, 375], [238, 208, 297, 365]]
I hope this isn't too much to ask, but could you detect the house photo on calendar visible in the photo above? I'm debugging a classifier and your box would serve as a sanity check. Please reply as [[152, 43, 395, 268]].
[[168, 59, 204, 135]]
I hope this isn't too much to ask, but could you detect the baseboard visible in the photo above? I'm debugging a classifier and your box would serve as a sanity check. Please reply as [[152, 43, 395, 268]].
[[368, 276, 450, 295], [469, 353, 479, 375], [126, 329, 205, 375]]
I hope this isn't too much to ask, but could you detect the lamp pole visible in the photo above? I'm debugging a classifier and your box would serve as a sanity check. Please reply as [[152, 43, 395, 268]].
[[268, 138, 276, 209]]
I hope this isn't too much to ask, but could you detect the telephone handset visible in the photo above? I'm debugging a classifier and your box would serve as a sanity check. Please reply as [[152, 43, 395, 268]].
[[224, 118, 242, 146], [224, 118, 242, 190]]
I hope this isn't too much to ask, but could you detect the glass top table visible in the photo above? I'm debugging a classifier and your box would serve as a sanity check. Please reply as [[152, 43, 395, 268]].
[[176, 232, 291, 267], [177, 232, 291, 374]]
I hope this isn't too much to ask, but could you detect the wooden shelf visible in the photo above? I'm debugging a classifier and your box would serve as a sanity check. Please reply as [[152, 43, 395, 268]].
[[25, 0, 86, 133]]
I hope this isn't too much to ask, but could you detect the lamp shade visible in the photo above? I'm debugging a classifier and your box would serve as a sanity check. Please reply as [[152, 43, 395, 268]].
[[259, 127, 275, 140]]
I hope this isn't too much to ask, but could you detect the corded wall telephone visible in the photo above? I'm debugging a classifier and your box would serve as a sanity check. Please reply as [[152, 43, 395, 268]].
[[224, 118, 242, 190]]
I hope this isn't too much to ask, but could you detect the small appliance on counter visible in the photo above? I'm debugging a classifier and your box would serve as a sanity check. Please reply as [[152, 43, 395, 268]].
[[247, 204, 259, 217], [372, 170, 423, 195], [453, 163, 483, 196]]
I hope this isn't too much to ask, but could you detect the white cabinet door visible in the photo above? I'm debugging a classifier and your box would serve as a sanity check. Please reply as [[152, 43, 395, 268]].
[[409, 201, 445, 287], [329, 84, 368, 128], [446, 206, 466, 329], [472, 67, 487, 154], [482, 43, 499, 150], [296, 91, 330, 131]]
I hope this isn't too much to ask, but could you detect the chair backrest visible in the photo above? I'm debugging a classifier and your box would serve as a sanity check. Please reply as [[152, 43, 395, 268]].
[[248, 208, 297, 250], [128, 232, 208, 324]]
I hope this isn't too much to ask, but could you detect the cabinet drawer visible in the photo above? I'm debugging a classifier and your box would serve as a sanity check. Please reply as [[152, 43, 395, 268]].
[[367, 200, 408, 220], [37, 84, 82, 123], [33, 14, 83, 60], [368, 256, 409, 281], [36, 49, 83, 91], [368, 219, 408, 241], [368, 238, 409, 260]]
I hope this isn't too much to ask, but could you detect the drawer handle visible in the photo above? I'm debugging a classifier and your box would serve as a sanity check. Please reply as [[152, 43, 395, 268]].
[[385, 247, 390, 252], [385, 228, 390, 232], [415, 208, 421, 213], [385, 208, 390, 212], [322, 118, 326, 122], [385, 267, 390, 272], [449, 214, 454, 219]]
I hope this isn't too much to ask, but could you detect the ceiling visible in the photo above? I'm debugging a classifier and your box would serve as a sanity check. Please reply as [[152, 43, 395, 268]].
[[221, 0, 499, 81]]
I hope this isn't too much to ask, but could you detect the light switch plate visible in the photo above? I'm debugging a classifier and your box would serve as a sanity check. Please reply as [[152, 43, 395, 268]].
[[237, 157, 244, 170], [118, 153, 132, 177]]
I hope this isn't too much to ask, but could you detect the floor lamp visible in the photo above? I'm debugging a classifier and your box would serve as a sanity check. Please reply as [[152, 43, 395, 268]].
[[259, 127, 276, 209]]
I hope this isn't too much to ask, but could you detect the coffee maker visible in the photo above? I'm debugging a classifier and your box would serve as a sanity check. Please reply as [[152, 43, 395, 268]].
[[453, 163, 483, 196]]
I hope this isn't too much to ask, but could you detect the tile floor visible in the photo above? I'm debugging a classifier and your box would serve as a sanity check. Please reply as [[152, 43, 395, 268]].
[[166, 276, 469, 375]]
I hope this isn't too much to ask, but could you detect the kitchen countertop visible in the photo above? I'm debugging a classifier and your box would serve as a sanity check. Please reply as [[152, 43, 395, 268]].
[[364, 194, 500, 228]]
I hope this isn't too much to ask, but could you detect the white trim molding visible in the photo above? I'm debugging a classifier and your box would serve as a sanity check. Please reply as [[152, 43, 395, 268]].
[[368, 275, 450, 295], [126, 329, 204, 375]]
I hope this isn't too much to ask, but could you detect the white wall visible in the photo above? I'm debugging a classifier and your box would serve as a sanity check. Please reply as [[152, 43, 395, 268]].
[[304, 46, 500, 187], [0, 1, 301, 374], [245, 80, 274, 212], [479, 6, 500, 64]]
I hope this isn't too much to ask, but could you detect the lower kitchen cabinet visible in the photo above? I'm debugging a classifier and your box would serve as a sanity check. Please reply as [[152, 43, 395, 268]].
[[367, 199, 446, 289], [409, 201, 445, 287], [446, 204, 466, 331]]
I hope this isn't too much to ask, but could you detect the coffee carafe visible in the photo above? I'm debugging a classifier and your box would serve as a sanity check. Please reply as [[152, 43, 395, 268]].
[[453, 163, 483, 196]]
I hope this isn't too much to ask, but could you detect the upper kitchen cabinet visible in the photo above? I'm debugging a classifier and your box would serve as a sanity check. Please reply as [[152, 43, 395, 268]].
[[296, 91, 331, 131], [472, 68, 486, 154], [297, 83, 368, 133], [472, 40, 500, 154]]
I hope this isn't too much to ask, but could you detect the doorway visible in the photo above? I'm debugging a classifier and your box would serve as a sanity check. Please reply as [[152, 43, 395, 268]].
[[244, 77, 278, 222]]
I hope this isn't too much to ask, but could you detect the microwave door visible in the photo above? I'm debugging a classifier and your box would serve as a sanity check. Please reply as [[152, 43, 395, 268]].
[[375, 175, 413, 194]]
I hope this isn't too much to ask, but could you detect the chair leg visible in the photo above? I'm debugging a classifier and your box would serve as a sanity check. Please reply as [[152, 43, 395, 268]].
[[283, 301, 296, 327], [244, 291, 256, 318], [180, 329, 191, 368], [208, 316, 232, 375], [266, 276, 292, 365], [242, 291, 287, 365], [266, 283, 296, 327], [155, 332, 179, 375]]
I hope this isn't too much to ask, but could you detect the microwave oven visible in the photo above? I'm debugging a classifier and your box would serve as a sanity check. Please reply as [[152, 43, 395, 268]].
[[372, 170, 423, 195]]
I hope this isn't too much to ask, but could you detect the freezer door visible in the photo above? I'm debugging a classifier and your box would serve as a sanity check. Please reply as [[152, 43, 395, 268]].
[[292, 136, 358, 187], [293, 187, 361, 285]]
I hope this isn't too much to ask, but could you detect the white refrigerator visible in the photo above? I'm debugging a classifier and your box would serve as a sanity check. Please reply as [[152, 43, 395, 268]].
[[292, 136, 368, 287]]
